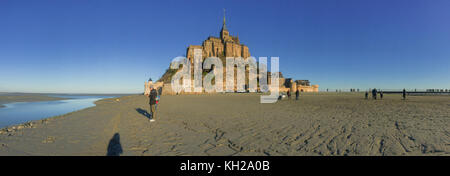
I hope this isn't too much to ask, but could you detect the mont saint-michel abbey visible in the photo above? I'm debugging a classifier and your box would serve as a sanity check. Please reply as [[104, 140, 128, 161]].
[[186, 15, 250, 62], [157, 13, 318, 94]]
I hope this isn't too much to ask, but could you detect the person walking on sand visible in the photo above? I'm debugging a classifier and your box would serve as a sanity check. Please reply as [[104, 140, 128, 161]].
[[402, 88, 406, 100], [287, 90, 291, 100], [372, 88, 377, 100], [148, 85, 158, 122], [365, 91, 368, 99], [380, 90, 383, 100], [295, 89, 299, 100]]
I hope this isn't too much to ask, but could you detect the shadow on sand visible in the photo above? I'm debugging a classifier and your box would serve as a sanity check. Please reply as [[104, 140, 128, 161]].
[[106, 133, 123, 156], [136, 108, 151, 119]]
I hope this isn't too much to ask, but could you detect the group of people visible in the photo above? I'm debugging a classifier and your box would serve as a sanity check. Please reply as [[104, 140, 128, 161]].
[[365, 88, 383, 100], [286, 89, 300, 100], [365, 88, 407, 100]]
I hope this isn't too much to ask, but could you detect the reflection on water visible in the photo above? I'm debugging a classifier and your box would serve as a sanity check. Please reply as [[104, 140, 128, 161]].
[[0, 95, 116, 128]]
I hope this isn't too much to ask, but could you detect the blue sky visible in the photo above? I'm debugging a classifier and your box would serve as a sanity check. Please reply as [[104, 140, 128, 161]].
[[0, 0, 449, 93]]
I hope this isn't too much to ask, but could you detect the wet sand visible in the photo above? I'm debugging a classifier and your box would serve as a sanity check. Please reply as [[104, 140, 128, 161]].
[[0, 93, 449, 156]]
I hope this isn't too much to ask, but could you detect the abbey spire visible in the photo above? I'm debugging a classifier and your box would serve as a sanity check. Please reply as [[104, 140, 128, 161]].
[[222, 8, 227, 31], [220, 9, 229, 39]]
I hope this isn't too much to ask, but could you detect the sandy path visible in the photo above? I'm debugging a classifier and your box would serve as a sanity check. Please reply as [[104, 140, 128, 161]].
[[0, 93, 449, 156]]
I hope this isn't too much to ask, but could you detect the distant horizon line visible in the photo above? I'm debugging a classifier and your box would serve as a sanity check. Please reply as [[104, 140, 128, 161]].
[[1, 87, 449, 95]]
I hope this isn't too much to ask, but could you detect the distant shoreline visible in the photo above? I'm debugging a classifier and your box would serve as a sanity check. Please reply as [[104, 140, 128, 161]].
[[0, 94, 69, 108], [0, 95, 120, 131], [0, 95, 124, 133], [0, 92, 137, 96], [0, 93, 135, 108]]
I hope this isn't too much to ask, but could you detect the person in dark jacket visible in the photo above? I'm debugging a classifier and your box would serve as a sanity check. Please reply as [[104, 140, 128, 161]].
[[365, 91, 368, 99], [380, 90, 383, 100], [372, 88, 377, 100], [402, 88, 406, 100], [149, 86, 158, 122], [287, 90, 291, 100], [295, 89, 299, 100]]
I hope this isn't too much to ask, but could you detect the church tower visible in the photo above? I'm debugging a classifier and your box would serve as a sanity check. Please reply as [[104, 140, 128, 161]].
[[220, 9, 229, 40]]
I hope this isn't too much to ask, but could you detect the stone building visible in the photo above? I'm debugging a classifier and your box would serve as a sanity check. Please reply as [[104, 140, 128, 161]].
[[283, 79, 319, 93], [293, 80, 319, 92], [186, 13, 250, 63]]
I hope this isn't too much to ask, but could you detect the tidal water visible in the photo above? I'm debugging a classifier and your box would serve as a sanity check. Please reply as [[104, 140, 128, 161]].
[[0, 95, 116, 128]]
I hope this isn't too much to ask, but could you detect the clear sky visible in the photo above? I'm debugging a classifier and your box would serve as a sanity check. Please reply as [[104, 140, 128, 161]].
[[1, 0, 449, 93]]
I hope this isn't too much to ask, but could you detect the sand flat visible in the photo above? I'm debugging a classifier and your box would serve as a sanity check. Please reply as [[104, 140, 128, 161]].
[[0, 93, 449, 156]]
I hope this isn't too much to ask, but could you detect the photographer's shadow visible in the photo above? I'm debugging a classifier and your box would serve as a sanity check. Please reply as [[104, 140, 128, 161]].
[[106, 133, 123, 156]]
